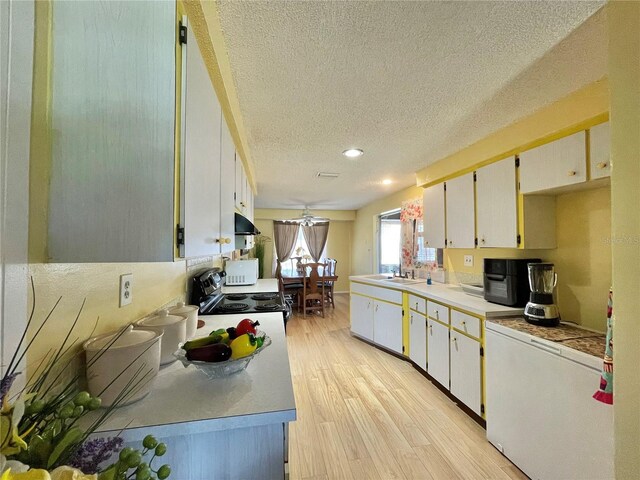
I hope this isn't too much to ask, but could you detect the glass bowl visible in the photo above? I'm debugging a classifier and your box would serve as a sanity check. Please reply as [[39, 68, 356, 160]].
[[173, 334, 272, 379]]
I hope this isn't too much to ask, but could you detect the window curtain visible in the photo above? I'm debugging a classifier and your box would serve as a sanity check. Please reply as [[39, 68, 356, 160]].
[[400, 199, 423, 271], [302, 222, 329, 262], [273, 221, 300, 264]]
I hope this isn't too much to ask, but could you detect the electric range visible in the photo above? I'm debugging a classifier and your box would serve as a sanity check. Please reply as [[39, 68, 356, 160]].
[[190, 268, 290, 324]]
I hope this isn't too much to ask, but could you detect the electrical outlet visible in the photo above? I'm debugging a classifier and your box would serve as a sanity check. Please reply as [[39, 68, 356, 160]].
[[119, 273, 133, 307], [464, 255, 474, 267]]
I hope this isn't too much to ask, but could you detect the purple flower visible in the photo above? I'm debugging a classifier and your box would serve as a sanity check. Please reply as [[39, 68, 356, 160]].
[[0, 372, 19, 405], [68, 436, 124, 474]]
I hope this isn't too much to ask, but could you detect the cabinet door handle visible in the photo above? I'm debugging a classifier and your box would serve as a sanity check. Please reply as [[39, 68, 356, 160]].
[[596, 162, 608, 169], [435, 310, 439, 320], [375, 304, 379, 312], [567, 170, 577, 176], [480, 237, 485, 244], [415, 302, 418, 310], [452, 336, 458, 351], [429, 325, 433, 335], [410, 314, 413, 324], [461, 320, 467, 328]]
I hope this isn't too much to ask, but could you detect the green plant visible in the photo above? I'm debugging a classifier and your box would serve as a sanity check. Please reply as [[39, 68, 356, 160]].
[[253, 235, 271, 279], [1, 279, 171, 479]]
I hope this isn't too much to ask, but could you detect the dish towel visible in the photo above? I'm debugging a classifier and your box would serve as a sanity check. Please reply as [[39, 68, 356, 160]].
[[593, 288, 614, 404]]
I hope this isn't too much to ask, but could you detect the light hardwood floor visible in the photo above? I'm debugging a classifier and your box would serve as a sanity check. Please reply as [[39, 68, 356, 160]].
[[286, 293, 528, 480]]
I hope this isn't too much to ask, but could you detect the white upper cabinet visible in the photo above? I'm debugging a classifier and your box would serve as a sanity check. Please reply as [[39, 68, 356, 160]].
[[220, 119, 237, 254], [48, 0, 176, 262], [445, 173, 475, 248], [181, 20, 223, 258], [423, 183, 446, 249], [235, 156, 247, 213], [476, 157, 518, 248], [519, 131, 587, 194], [590, 122, 611, 180]]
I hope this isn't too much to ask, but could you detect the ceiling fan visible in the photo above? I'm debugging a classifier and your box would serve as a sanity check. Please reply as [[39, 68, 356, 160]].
[[291, 207, 329, 226]]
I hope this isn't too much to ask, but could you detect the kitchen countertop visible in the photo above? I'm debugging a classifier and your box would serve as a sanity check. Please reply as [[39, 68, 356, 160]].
[[487, 316, 606, 359], [349, 275, 522, 317], [222, 278, 278, 294], [89, 312, 296, 441]]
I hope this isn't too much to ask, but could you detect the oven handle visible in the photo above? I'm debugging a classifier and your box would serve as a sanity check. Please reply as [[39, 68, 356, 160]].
[[485, 273, 506, 281]]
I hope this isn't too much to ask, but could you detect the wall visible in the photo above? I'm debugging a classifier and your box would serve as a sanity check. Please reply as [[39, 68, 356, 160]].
[[254, 209, 355, 293], [445, 186, 612, 332], [608, 1, 640, 476], [351, 185, 424, 275]]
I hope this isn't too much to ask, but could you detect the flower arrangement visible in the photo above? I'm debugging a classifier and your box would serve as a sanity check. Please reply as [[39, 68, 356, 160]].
[[1, 280, 171, 480]]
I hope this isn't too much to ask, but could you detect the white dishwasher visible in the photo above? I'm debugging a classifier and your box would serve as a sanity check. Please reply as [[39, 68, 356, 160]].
[[485, 322, 613, 480]]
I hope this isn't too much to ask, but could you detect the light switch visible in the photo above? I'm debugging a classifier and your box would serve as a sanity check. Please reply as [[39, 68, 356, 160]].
[[464, 255, 473, 267]]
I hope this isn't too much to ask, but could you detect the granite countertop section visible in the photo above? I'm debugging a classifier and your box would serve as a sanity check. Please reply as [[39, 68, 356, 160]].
[[349, 275, 522, 317], [487, 317, 606, 358]]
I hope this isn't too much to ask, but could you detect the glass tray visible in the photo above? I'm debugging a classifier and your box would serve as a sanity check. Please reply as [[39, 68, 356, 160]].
[[174, 334, 271, 379]]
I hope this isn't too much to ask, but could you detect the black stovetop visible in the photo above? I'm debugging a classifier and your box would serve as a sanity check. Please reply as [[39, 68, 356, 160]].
[[198, 291, 286, 315]]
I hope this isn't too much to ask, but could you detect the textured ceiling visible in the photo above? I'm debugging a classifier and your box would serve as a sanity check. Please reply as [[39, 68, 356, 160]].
[[215, 1, 606, 210]]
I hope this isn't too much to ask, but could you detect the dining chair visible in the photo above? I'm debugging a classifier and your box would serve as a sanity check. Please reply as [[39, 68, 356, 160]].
[[276, 259, 303, 307], [324, 258, 337, 308], [299, 262, 328, 318]]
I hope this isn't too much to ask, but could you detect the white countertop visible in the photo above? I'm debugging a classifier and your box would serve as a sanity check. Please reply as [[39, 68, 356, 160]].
[[222, 278, 278, 294], [90, 312, 296, 441], [349, 275, 522, 317]]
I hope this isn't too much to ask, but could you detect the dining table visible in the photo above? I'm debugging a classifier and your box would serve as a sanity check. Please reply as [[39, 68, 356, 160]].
[[280, 266, 339, 285]]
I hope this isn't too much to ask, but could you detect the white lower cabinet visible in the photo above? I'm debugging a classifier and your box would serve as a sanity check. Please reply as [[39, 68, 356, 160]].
[[409, 311, 427, 371], [350, 293, 373, 341], [373, 301, 403, 354], [427, 319, 450, 388], [450, 332, 482, 416]]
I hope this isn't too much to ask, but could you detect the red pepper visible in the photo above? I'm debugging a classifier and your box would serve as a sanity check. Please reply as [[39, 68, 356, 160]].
[[236, 318, 260, 336]]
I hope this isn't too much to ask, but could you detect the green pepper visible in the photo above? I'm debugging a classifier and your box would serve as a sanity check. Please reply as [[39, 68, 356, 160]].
[[255, 336, 264, 348]]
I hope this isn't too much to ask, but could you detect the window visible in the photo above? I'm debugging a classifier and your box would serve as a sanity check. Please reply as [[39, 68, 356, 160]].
[[378, 209, 443, 275], [280, 228, 326, 272], [378, 210, 401, 274]]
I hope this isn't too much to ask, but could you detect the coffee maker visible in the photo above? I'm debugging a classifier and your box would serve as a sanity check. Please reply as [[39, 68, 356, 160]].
[[524, 262, 560, 327]]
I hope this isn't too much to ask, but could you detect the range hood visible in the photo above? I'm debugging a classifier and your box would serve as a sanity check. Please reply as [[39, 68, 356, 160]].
[[235, 212, 260, 235]]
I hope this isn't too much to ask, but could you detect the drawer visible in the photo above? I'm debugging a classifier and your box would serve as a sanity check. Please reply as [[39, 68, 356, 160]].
[[408, 294, 426, 314], [350, 282, 403, 305], [451, 309, 481, 339], [427, 301, 449, 324]]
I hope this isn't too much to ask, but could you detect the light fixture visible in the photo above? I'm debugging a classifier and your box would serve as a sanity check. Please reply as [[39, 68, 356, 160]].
[[382, 178, 392, 185], [342, 148, 364, 158]]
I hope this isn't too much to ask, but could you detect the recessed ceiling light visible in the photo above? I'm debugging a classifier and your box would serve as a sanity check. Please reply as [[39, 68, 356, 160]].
[[382, 179, 392, 185], [342, 148, 364, 158]]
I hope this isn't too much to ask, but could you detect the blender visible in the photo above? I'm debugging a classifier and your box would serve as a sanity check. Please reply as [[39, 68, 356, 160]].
[[524, 262, 560, 327]]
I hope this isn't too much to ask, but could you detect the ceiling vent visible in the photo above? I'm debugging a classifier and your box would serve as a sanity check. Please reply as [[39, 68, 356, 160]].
[[316, 172, 340, 178]]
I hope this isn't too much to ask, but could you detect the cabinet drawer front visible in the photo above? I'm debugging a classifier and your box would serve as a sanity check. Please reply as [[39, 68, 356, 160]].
[[409, 294, 427, 314], [350, 282, 402, 304], [427, 301, 449, 324], [451, 310, 481, 339]]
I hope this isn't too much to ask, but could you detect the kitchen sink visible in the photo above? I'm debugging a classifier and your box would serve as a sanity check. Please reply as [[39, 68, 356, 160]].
[[362, 274, 394, 280], [383, 277, 423, 284]]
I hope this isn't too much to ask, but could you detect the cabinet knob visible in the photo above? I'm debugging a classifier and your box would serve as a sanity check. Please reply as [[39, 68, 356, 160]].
[[240, 202, 246, 207], [462, 320, 467, 326], [480, 237, 485, 244], [224, 238, 232, 244], [596, 162, 608, 170], [567, 170, 577, 176], [448, 240, 453, 246]]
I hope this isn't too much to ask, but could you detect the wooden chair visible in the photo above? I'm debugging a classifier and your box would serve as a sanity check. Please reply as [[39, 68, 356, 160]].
[[324, 258, 337, 308], [276, 259, 302, 307], [299, 262, 328, 318]]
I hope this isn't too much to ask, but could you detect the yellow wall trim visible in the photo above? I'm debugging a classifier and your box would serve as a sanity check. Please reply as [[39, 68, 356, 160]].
[[416, 79, 610, 187]]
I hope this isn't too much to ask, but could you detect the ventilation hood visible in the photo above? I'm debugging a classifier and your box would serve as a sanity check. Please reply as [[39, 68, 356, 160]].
[[235, 212, 261, 235]]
